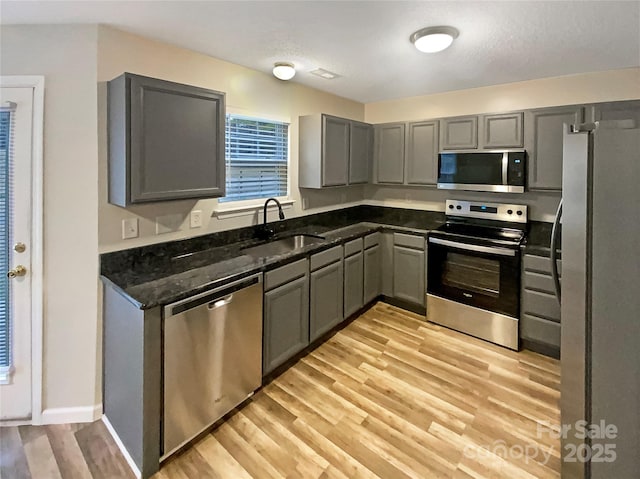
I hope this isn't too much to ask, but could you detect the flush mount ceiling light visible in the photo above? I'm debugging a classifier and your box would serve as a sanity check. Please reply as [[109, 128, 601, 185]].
[[410, 26, 459, 53], [272, 62, 296, 81]]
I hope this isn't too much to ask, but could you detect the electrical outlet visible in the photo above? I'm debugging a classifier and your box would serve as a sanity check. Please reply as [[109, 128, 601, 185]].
[[190, 210, 203, 228], [122, 218, 139, 239]]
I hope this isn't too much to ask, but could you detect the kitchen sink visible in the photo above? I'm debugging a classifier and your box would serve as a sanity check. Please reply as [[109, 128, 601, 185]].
[[242, 234, 325, 258]]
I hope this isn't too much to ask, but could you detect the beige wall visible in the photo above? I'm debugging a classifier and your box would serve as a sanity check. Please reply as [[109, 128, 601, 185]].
[[0, 25, 100, 413], [365, 68, 640, 123], [364, 68, 640, 221], [97, 26, 365, 253]]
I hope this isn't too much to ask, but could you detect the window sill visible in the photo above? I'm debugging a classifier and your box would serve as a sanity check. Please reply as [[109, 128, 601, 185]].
[[213, 198, 295, 219]]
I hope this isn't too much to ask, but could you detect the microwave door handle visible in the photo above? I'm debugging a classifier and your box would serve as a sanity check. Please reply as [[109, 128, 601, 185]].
[[502, 152, 509, 184], [428, 237, 516, 257]]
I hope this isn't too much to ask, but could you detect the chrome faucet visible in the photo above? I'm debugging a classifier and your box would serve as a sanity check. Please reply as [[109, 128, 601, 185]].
[[256, 198, 285, 240]]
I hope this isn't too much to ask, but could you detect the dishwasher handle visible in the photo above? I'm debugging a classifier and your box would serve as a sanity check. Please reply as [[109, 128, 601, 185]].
[[164, 273, 262, 318]]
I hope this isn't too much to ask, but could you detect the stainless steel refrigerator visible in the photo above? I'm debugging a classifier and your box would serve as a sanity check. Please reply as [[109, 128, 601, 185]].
[[555, 117, 640, 479]]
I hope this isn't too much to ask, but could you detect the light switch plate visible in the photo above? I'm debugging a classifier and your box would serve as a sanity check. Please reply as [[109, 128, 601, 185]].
[[190, 210, 203, 228], [156, 214, 183, 235], [122, 218, 139, 239]]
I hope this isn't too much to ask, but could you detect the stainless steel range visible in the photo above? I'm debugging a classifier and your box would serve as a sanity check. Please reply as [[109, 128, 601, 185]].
[[426, 199, 527, 350]]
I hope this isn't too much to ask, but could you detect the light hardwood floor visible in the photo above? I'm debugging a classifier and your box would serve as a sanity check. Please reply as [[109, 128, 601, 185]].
[[1, 302, 561, 478]]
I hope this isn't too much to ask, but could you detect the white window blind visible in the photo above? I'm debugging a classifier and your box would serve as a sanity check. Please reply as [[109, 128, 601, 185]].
[[0, 109, 13, 372], [220, 114, 288, 202]]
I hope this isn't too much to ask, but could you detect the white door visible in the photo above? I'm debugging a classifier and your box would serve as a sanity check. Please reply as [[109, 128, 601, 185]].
[[0, 87, 34, 420]]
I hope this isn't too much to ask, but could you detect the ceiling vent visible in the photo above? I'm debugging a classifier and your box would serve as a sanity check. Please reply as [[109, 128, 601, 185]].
[[310, 68, 340, 80]]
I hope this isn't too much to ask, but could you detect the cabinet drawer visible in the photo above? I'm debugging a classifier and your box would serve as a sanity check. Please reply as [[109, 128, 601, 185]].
[[344, 238, 364, 257], [265, 259, 308, 291], [522, 289, 561, 322], [523, 254, 562, 275], [521, 314, 561, 348], [393, 232, 424, 250], [310, 246, 342, 272], [522, 271, 559, 295], [364, 232, 381, 249]]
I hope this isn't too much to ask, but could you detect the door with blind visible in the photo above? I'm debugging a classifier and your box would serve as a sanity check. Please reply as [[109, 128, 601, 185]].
[[0, 87, 34, 420]]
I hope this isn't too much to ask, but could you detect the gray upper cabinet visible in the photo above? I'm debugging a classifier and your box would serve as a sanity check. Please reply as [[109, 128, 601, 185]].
[[299, 114, 373, 188], [108, 73, 225, 207], [310, 249, 344, 342], [374, 123, 405, 184], [480, 112, 524, 148], [524, 105, 584, 191], [440, 115, 478, 150], [322, 115, 350, 186], [349, 120, 373, 184], [586, 100, 640, 124], [263, 262, 310, 375], [406, 120, 439, 185]]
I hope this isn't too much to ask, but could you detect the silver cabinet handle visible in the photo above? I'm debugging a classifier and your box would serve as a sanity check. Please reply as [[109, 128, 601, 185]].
[[428, 237, 516, 257]]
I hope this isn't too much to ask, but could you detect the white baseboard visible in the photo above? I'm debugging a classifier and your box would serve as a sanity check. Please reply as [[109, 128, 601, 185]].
[[102, 415, 142, 479], [40, 404, 102, 424]]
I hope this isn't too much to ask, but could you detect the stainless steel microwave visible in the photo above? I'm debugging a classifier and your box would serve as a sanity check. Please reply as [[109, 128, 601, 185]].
[[437, 150, 526, 193]]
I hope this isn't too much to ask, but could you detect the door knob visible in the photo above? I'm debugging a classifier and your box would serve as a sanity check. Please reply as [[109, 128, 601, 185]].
[[7, 265, 27, 278]]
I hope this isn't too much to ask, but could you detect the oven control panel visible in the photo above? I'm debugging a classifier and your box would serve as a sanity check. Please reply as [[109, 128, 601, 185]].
[[445, 200, 528, 223]]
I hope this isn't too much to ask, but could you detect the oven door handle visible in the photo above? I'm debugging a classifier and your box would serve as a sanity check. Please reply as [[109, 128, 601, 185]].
[[428, 237, 516, 257]]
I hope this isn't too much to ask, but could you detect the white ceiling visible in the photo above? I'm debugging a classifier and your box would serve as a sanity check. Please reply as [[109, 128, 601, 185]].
[[2, 1, 639, 103]]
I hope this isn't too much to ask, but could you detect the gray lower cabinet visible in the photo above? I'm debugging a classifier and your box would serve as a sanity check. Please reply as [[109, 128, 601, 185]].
[[344, 239, 364, 318], [263, 261, 310, 375], [374, 122, 405, 184], [310, 251, 344, 342], [392, 234, 425, 306], [406, 120, 439, 185], [103, 285, 161, 478], [108, 73, 226, 206], [524, 105, 584, 191], [440, 115, 478, 150], [350, 120, 373, 184], [363, 236, 382, 304], [480, 112, 524, 148], [520, 254, 562, 358]]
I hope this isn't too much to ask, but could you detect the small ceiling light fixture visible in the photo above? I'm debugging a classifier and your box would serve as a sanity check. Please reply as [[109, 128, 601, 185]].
[[410, 26, 459, 53], [272, 62, 296, 81]]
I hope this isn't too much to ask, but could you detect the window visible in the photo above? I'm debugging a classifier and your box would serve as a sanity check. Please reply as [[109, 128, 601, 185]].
[[0, 109, 12, 379], [220, 114, 289, 203]]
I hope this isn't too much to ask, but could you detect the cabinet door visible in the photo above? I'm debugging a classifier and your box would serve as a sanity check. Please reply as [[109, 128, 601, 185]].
[[310, 260, 344, 342], [364, 245, 381, 304], [344, 252, 364, 318], [481, 112, 523, 148], [263, 275, 310, 374], [406, 121, 439, 185], [524, 106, 583, 191], [440, 116, 478, 150], [126, 74, 225, 204], [374, 123, 405, 184], [349, 121, 372, 184], [393, 245, 425, 306], [586, 100, 640, 124], [322, 115, 350, 186]]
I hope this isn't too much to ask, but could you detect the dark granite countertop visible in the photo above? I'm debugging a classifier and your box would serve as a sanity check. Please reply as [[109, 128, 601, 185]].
[[522, 221, 561, 258], [100, 205, 445, 310]]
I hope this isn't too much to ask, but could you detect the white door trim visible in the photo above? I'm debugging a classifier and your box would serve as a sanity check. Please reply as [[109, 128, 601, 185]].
[[0, 76, 44, 424]]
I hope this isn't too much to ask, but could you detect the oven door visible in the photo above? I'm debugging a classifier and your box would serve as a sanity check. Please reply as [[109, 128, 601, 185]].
[[427, 236, 520, 318]]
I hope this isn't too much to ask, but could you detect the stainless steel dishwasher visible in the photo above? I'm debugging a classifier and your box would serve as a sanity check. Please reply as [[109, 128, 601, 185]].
[[162, 273, 263, 457]]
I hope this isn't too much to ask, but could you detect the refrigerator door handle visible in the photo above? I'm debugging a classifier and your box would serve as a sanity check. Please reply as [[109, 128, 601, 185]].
[[550, 199, 563, 303]]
